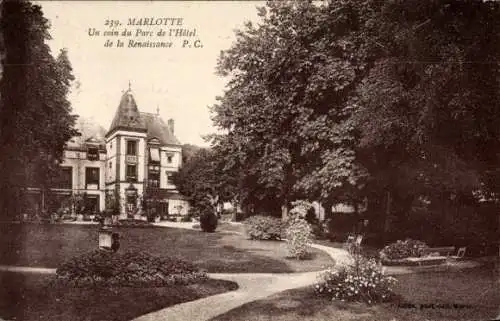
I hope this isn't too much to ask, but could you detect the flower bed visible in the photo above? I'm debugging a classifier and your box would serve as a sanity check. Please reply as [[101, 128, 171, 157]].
[[55, 250, 207, 287], [379, 239, 429, 263]]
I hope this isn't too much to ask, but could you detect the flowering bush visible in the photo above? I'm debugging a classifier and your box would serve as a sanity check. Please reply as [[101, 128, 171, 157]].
[[285, 217, 313, 259], [379, 239, 429, 261], [315, 254, 397, 304], [243, 215, 283, 240], [283, 200, 312, 226]]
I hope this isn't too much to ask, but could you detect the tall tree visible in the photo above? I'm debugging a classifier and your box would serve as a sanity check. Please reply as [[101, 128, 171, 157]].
[[173, 148, 236, 216], [0, 1, 78, 218], [210, 1, 375, 219], [352, 0, 500, 235]]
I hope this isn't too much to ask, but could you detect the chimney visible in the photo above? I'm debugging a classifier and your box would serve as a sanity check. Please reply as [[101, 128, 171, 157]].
[[168, 118, 174, 133]]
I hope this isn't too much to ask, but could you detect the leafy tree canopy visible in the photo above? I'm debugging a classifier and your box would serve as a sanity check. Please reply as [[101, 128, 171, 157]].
[[0, 1, 78, 217]]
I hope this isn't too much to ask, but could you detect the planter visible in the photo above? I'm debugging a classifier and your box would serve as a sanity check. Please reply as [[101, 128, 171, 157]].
[[154, 216, 161, 223]]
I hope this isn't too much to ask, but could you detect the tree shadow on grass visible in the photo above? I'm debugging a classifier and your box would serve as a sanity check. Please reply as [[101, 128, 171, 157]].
[[0, 223, 325, 273]]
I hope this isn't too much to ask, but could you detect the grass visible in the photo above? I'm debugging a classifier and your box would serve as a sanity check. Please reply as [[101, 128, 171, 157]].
[[210, 267, 499, 321], [0, 223, 333, 273], [0, 271, 238, 321]]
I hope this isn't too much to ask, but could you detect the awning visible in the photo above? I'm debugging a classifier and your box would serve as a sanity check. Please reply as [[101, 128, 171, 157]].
[[149, 148, 160, 162]]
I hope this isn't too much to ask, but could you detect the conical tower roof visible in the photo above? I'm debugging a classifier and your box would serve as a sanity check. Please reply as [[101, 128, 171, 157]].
[[107, 88, 146, 136]]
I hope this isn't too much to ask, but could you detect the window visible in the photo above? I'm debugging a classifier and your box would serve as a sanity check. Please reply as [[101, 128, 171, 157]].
[[53, 167, 72, 189], [126, 140, 137, 155], [166, 172, 173, 185], [109, 162, 112, 169], [126, 164, 137, 181], [149, 147, 160, 163], [167, 153, 173, 164], [85, 167, 100, 188], [87, 147, 99, 161], [148, 165, 160, 188], [148, 178, 159, 188]]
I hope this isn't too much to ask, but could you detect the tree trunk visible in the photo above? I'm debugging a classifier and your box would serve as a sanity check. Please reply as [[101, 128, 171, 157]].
[[383, 190, 392, 233], [323, 200, 334, 221]]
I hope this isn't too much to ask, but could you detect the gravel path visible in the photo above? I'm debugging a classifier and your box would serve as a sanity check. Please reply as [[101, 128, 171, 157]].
[[131, 243, 350, 321]]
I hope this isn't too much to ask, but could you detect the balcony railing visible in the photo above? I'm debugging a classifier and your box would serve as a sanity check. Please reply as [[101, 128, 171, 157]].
[[126, 155, 137, 164]]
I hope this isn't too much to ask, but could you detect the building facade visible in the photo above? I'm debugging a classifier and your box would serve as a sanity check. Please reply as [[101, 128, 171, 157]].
[[104, 88, 188, 218], [24, 88, 188, 219]]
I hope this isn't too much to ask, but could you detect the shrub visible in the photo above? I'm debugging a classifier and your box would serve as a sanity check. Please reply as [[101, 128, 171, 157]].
[[285, 217, 313, 259], [200, 211, 218, 232], [180, 215, 192, 222], [379, 239, 429, 261], [243, 215, 283, 240], [56, 250, 207, 287], [315, 254, 397, 304]]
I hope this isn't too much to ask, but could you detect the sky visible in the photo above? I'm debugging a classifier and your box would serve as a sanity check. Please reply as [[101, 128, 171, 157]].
[[38, 1, 263, 146]]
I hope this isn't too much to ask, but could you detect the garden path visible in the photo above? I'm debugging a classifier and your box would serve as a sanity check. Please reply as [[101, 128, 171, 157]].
[[132, 243, 351, 321]]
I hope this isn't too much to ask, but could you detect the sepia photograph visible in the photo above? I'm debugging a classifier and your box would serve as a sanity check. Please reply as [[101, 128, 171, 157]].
[[0, 1, 498, 320]]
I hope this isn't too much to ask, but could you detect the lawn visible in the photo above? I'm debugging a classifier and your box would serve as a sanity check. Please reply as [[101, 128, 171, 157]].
[[0, 271, 238, 321], [0, 223, 333, 273], [210, 267, 499, 321]]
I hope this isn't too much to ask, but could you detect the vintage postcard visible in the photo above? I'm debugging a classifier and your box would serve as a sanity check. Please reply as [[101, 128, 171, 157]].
[[0, 1, 498, 321]]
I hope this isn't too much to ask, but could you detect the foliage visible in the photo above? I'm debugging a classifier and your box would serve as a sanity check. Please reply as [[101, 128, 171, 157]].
[[180, 215, 192, 222], [243, 215, 283, 240], [0, 1, 78, 218], [315, 254, 397, 304], [285, 216, 313, 259], [379, 239, 429, 261], [209, 0, 500, 247], [209, 1, 372, 217], [352, 0, 500, 239], [287, 200, 313, 220], [199, 210, 218, 233], [56, 250, 207, 287], [173, 148, 236, 217]]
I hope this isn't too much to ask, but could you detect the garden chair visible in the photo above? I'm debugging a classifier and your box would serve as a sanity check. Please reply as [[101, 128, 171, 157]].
[[450, 247, 467, 261]]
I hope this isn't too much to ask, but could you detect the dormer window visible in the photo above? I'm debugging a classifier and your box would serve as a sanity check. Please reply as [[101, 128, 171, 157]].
[[87, 147, 99, 161]]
